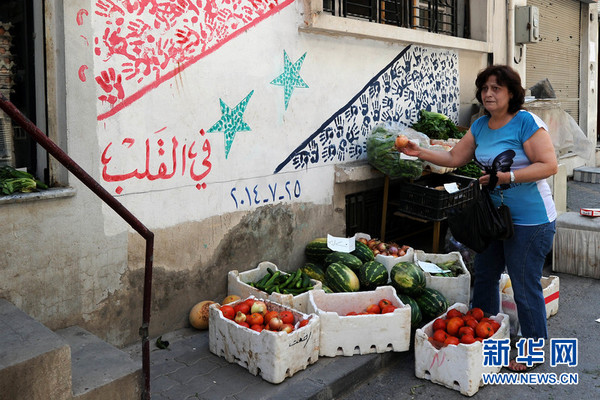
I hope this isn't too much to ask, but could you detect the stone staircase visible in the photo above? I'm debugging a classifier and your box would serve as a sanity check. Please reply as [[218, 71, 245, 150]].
[[0, 299, 141, 400]]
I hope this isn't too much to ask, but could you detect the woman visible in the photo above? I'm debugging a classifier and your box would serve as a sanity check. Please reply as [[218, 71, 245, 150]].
[[398, 65, 557, 372]]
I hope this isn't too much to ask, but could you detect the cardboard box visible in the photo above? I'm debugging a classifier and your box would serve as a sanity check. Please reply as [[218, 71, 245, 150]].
[[414, 250, 471, 306], [228, 261, 322, 313], [414, 303, 510, 396], [208, 298, 320, 384], [306, 286, 411, 357]]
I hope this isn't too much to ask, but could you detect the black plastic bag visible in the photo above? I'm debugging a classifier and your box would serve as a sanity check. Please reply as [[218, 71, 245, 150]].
[[446, 185, 513, 253]]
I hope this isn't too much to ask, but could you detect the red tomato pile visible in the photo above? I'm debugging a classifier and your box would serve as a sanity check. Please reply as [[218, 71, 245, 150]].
[[219, 298, 309, 334], [428, 307, 501, 349], [345, 298, 398, 316]]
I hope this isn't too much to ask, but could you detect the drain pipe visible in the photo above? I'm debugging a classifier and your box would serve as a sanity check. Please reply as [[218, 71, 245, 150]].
[[507, 0, 515, 67]]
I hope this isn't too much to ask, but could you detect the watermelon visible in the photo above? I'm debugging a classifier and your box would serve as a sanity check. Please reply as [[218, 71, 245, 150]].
[[300, 263, 326, 282], [325, 262, 360, 292], [305, 238, 333, 263], [321, 284, 334, 293], [351, 241, 374, 263], [390, 261, 426, 297], [358, 261, 388, 290], [324, 252, 363, 272], [398, 294, 422, 328], [415, 288, 449, 320]]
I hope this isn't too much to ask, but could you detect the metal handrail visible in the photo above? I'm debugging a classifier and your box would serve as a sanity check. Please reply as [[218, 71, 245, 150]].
[[0, 92, 154, 400]]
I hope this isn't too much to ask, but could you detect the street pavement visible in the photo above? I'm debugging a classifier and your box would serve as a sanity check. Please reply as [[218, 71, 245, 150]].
[[128, 179, 600, 399]]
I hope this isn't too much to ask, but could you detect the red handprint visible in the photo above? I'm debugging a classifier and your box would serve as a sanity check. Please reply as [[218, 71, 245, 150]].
[[96, 68, 125, 105]]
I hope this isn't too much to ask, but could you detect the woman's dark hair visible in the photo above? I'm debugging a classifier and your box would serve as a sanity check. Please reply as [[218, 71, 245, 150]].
[[475, 65, 525, 115]]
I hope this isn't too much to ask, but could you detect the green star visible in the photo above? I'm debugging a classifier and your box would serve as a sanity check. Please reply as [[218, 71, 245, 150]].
[[208, 90, 254, 159], [270, 50, 309, 110]]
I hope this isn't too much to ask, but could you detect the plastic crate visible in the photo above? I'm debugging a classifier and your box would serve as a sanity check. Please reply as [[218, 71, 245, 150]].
[[392, 174, 477, 221]]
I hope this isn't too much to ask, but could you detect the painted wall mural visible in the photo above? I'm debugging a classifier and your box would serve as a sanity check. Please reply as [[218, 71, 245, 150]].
[[270, 50, 309, 110], [91, 0, 296, 121], [208, 90, 254, 159], [273, 45, 459, 173]]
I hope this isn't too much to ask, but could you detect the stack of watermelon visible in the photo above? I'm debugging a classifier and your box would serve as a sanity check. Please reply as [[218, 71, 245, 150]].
[[389, 261, 450, 328], [301, 238, 389, 294]]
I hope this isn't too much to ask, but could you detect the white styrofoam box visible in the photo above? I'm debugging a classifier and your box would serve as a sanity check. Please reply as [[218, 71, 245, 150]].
[[306, 286, 411, 357], [376, 247, 415, 282], [228, 261, 322, 313], [414, 303, 510, 397], [500, 274, 560, 324], [542, 275, 559, 317], [414, 250, 471, 306], [208, 298, 320, 384]]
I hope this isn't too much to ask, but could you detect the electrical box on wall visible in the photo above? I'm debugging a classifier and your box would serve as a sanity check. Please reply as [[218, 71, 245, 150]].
[[515, 5, 540, 44]]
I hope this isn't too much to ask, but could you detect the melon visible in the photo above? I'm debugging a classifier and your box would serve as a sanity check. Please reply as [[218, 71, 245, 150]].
[[189, 300, 216, 330]]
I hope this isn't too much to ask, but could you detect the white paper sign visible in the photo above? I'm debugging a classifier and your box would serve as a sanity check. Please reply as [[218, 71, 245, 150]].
[[444, 182, 460, 193], [327, 234, 355, 253], [417, 260, 450, 274]]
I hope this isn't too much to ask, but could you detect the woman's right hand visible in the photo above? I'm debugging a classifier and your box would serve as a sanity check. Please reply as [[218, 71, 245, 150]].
[[396, 139, 421, 157]]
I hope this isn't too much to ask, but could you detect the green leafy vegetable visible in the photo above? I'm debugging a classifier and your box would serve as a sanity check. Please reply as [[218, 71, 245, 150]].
[[455, 161, 483, 179], [411, 110, 464, 140], [0, 166, 47, 195], [366, 126, 424, 179]]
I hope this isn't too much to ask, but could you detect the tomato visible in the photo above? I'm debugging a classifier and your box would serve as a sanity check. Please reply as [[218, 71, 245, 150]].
[[475, 337, 484, 343], [220, 305, 235, 320], [346, 311, 358, 316], [458, 326, 475, 338], [233, 303, 250, 315], [250, 324, 263, 332], [237, 321, 249, 328], [432, 318, 447, 332], [381, 305, 396, 314], [444, 336, 460, 346], [243, 299, 255, 309], [446, 317, 465, 336], [298, 319, 309, 327], [395, 134, 409, 149], [489, 320, 501, 333], [264, 310, 279, 325], [366, 304, 381, 314], [279, 310, 294, 325], [460, 334, 476, 345], [475, 321, 494, 339], [378, 299, 393, 309], [246, 312, 264, 326], [446, 309, 464, 319], [467, 307, 484, 321], [464, 317, 479, 330], [432, 329, 449, 343]]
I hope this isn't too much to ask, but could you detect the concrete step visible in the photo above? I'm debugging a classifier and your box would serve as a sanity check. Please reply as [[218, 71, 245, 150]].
[[573, 166, 600, 183], [55, 326, 141, 400], [0, 299, 72, 400]]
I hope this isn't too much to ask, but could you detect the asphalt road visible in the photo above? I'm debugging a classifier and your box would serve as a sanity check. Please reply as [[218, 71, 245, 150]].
[[338, 263, 600, 399]]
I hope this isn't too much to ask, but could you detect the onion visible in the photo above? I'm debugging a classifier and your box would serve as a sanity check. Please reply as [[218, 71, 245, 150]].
[[388, 246, 399, 255], [377, 242, 387, 252]]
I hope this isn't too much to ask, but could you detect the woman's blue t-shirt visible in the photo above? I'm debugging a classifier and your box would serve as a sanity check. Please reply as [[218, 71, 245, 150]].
[[470, 110, 556, 225]]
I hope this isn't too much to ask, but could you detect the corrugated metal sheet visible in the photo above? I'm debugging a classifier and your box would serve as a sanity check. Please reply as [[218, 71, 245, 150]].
[[526, 0, 581, 123]]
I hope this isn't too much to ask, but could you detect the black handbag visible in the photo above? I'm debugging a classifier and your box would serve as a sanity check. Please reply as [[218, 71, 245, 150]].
[[447, 184, 514, 253]]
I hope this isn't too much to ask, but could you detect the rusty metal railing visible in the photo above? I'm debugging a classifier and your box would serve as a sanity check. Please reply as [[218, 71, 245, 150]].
[[0, 92, 154, 400]]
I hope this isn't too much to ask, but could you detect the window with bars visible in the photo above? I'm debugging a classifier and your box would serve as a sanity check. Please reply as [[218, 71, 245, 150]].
[[323, 0, 468, 38]]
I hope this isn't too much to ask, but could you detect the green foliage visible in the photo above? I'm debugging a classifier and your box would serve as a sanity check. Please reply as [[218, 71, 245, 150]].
[[0, 166, 47, 195], [411, 110, 463, 140], [455, 161, 483, 179]]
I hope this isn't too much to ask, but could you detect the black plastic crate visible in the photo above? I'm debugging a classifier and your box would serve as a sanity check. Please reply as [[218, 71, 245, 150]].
[[391, 173, 477, 221]]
